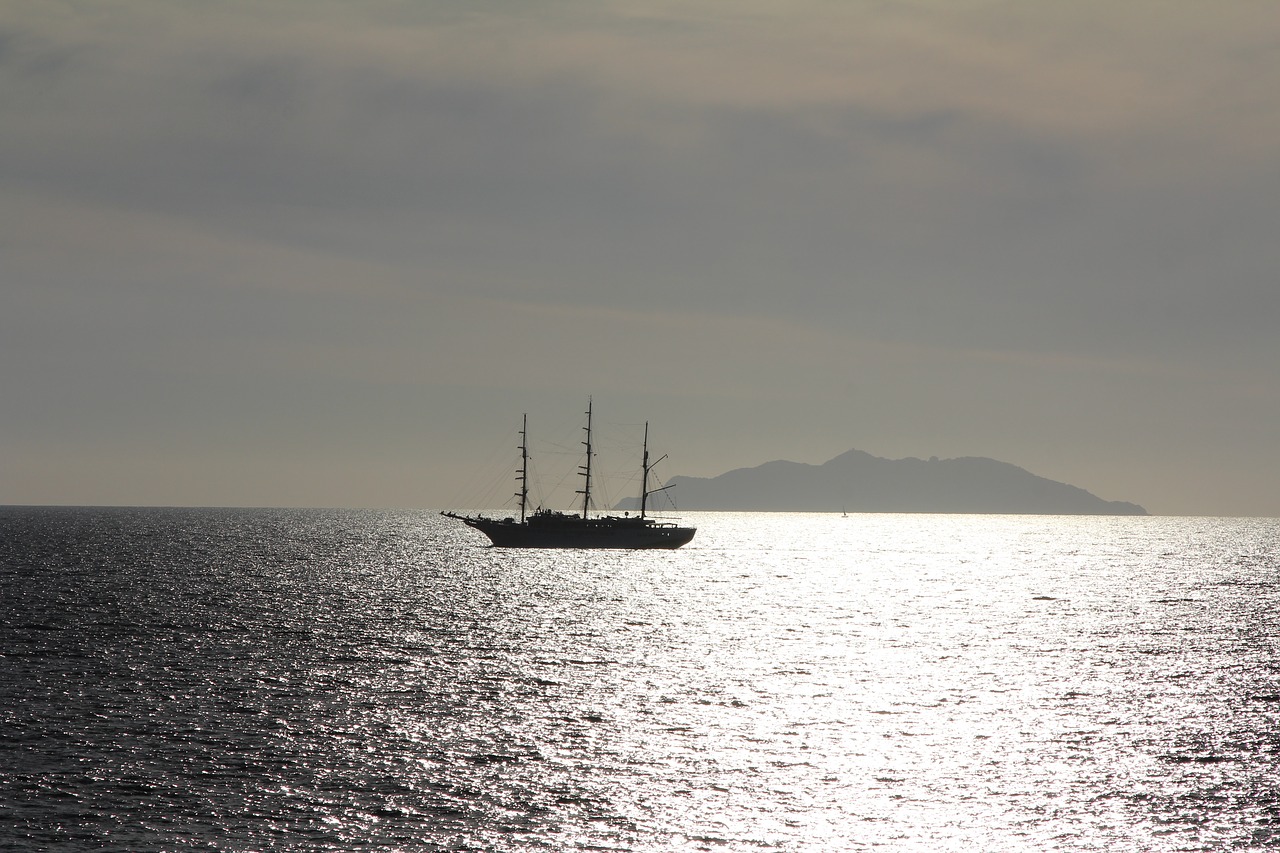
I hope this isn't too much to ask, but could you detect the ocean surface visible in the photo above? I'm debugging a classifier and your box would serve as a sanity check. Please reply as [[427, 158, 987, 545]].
[[2, 508, 1279, 852]]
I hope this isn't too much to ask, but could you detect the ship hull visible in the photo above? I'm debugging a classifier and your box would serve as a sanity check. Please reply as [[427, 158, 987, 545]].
[[446, 513, 695, 549]]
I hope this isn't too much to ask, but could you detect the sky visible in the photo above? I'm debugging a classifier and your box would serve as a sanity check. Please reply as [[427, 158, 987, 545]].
[[2, 1, 1278, 516]]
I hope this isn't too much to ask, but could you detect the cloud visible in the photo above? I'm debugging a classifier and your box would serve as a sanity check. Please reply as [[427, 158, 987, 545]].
[[2, 0, 1278, 512]]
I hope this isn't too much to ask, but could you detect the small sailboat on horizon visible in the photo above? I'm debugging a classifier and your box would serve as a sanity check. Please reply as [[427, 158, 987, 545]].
[[442, 399, 696, 549]]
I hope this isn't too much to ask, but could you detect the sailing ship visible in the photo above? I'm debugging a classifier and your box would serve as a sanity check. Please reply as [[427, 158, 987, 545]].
[[441, 400, 696, 549]]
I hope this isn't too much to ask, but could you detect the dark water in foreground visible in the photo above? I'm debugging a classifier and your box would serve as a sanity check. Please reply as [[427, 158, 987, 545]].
[[2, 507, 1279, 851]]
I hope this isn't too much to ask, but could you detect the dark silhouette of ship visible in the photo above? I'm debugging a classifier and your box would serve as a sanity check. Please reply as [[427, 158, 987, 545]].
[[442, 399, 696, 549]]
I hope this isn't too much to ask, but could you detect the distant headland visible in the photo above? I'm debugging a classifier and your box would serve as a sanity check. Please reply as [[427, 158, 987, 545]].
[[620, 449, 1147, 515]]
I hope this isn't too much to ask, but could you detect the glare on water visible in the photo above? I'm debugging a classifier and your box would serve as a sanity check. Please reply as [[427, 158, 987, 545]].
[[2, 508, 1278, 851]]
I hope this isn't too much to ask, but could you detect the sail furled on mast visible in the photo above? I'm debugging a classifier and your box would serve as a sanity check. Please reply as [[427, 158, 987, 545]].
[[516, 413, 528, 523], [577, 397, 594, 519]]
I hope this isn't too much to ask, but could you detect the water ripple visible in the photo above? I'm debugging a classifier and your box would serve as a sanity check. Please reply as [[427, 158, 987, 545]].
[[2, 508, 1278, 850]]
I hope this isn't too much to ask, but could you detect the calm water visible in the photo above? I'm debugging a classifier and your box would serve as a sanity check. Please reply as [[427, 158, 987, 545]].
[[2, 508, 1279, 851]]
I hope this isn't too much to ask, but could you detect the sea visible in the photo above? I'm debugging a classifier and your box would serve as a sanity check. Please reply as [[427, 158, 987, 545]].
[[2, 507, 1278, 852]]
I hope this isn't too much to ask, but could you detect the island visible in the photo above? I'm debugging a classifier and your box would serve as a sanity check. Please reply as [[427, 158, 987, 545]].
[[618, 449, 1147, 515]]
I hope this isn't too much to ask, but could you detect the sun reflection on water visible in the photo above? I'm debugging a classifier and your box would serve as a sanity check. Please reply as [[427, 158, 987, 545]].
[[4, 508, 1279, 850], [282, 512, 1271, 850]]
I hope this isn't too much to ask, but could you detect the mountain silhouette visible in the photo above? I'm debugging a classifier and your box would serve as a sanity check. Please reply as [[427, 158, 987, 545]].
[[621, 449, 1147, 515]]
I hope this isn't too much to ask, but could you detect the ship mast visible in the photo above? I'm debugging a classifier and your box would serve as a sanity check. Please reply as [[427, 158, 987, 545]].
[[577, 397, 593, 519], [640, 420, 672, 519], [516, 413, 528, 523], [640, 422, 650, 519]]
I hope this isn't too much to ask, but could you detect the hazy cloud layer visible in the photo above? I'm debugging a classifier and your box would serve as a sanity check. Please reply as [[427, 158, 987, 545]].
[[3, 1, 1278, 514]]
